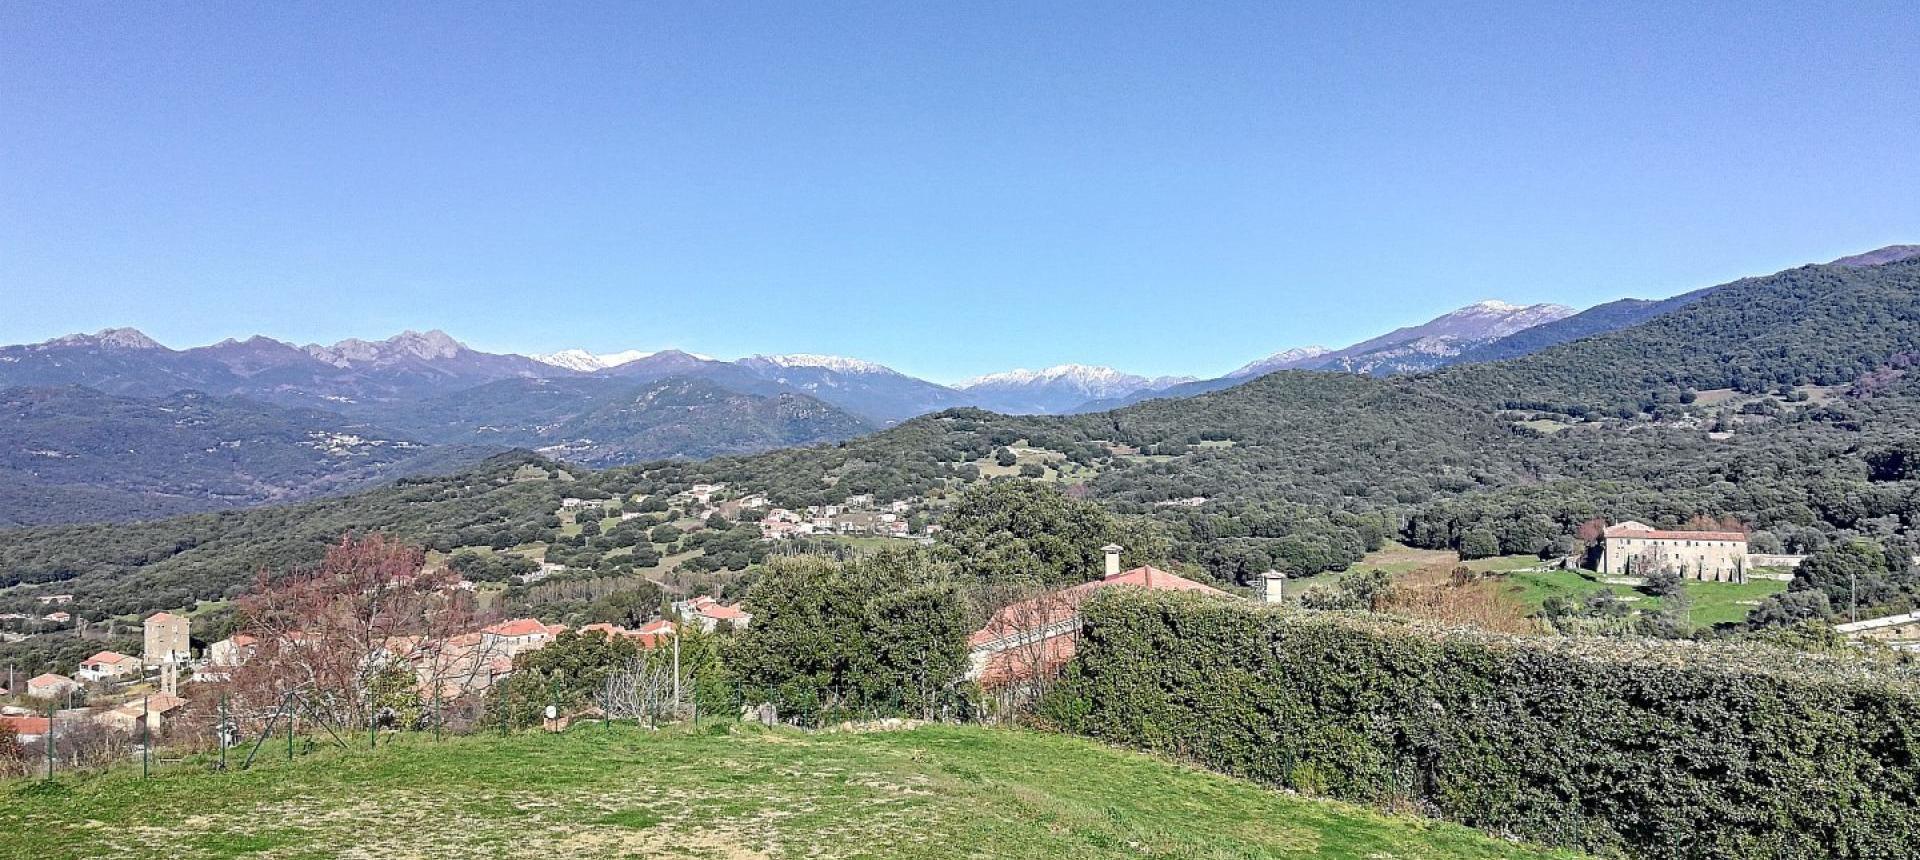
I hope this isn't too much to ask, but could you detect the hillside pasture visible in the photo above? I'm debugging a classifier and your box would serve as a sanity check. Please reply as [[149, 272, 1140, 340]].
[[0, 724, 1582, 860]]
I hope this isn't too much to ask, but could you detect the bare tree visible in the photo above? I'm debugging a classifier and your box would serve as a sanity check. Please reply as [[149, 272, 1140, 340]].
[[226, 534, 492, 736], [970, 581, 1090, 718], [594, 658, 679, 726]]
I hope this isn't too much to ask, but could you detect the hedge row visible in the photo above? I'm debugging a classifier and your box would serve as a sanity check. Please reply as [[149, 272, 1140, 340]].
[[1042, 591, 1920, 859]]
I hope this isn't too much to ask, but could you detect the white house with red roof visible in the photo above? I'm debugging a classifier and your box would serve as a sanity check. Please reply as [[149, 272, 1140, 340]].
[[1601, 521, 1749, 581], [76, 651, 142, 683], [26, 672, 81, 700], [673, 596, 751, 633], [966, 545, 1234, 688], [208, 634, 259, 667]]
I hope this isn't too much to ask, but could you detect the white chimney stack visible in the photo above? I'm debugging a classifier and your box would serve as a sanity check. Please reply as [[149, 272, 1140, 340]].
[[1102, 544, 1123, 578], [1259, 570, 1288, 604]]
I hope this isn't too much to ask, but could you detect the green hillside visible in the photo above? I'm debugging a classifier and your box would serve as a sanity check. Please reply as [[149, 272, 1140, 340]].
[[0, 724, 1580, 860]]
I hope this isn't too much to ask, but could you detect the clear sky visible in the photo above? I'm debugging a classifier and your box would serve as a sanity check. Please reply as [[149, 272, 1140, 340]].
[[3, 2, 1917, 383]]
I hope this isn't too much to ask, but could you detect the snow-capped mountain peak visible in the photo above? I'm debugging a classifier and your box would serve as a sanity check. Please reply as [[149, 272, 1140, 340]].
[[1228, 346, 1332, 378], [744, 353, 897, 375], [958, 364, 1142, 390], [531, 348, 658, 372]]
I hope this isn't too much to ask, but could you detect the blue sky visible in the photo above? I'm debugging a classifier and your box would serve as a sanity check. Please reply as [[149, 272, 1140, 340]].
[[3, 2, 1917, 383]]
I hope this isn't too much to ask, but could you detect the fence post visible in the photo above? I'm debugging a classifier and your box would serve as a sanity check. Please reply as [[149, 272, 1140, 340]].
[[218, 694, 228, 770], [287, 703, 294, 761]]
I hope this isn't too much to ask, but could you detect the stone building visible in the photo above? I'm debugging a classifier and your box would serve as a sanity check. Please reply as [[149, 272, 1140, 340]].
[[143, 611, 192, 666], [1600, 521, 1748, 582]]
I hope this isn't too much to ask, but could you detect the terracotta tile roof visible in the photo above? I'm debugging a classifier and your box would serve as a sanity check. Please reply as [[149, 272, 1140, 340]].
[[483, 618, 550, 637], [0, 716, 49, 736], [28, 673, 73, 686], [81, 651, 137, 667], [968, 566, 1230, 649], [699, 603, 749, 621], [145, 612, 184, 623]]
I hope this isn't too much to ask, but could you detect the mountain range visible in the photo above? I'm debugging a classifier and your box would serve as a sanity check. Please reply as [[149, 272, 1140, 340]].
[[13, 248, 1920, 624], [4, 244, 1913, 525]]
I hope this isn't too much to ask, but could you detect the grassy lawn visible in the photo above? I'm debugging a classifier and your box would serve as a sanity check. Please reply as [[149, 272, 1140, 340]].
[[1680, 576, 1789, 626], [1497, 569, 1635, 615], [1493, 568, 1783, 628], [1338, 541, 1453, 574], [0, 724, 1582, 860]]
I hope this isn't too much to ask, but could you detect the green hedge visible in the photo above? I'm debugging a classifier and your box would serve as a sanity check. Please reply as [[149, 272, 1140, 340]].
[[1043, 591, 1920, 859]]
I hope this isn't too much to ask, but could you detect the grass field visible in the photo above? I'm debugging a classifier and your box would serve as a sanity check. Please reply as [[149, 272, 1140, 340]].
[[1496, 568, 1787, 627], [0, 724, 1583, 860]]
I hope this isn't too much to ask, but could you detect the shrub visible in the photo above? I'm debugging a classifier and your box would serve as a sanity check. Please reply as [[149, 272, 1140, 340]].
[[1044, 590, 1920, 860]]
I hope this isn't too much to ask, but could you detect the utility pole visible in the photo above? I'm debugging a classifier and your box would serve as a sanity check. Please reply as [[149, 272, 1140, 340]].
[[218, 695, 228, 770], [142, 696, 150, 779], [672, 633, 681, 717], [44, 702, 54, 781], [1852, 571, 1859, 624]]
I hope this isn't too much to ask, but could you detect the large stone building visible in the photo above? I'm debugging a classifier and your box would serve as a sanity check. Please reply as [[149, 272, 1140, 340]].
[[143, 611, 192, 666], [1600, 521, 1749, 582]]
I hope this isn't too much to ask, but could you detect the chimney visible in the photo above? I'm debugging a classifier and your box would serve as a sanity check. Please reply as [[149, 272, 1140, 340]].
[[1102, 544, 1123, 578], [1259, 570, 1288, 604]]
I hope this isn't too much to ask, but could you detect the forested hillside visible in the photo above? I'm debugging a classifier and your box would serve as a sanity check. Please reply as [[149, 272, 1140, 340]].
[[0, 386, 492, 526], [1431, 258, 1920, 412]]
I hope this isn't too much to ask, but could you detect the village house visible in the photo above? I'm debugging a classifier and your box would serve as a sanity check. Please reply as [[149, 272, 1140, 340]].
[[76, 651, 141, 683], [967, 545, 1234, 688], [1600, 521, 1749, 581], [207, 634, 259, 667], [96, 691, 189, 735], [143, 611, 192, 665], [673, 596, 751, 632], [560, 497, 602, 510], [479, 618, 566, 659], [42, 611, 71, 624], [36, 594, 72, 605], [0, 715, 50, 743], [578, 620, 676, 649], [26, 672, 81, 700]]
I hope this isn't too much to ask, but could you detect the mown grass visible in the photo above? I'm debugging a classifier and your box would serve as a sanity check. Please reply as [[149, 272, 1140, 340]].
[[0, 724, 1584, 859]]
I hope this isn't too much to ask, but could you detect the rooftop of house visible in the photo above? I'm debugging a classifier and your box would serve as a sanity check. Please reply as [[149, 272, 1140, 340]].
[[145, 611, 185, 624], [1, 715, 50, 735], [81, 651, 138, 667], [28, 672, 73, 686], [482, 618, 555, 638], [968, 565, 1231, 648], [1603, 521, 1748, 542]]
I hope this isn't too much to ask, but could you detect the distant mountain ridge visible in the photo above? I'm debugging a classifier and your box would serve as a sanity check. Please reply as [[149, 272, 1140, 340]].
[[956, 365, 1196, 414], [0, 385, 492, 527], [1307, 300, 1576, 376]]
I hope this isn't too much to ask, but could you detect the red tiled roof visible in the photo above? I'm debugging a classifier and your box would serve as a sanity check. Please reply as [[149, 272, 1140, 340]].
[[81, 651, 136, 667], [0, 716, 49, 736], [699, 603, 748, 621], [27, 673, 72, 686], [146, 612, 184, 623], [483, 618, 549, 637], [968, 566, 1230, 648]]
